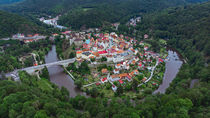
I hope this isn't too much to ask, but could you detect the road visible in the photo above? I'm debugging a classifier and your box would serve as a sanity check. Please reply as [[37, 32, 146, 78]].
[[138, 59, 159, 87], [83, 81, 101, 88]]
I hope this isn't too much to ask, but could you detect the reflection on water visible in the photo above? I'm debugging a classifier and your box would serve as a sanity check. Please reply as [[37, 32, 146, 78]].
[[45, 45, 86, 97], [154, 50, 183, 94]]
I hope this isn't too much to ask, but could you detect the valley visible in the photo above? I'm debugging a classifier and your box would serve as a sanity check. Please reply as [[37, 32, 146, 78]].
[[0, 0, 210, 118]]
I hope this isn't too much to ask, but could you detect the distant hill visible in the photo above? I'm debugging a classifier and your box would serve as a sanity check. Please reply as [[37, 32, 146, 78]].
[[1, 0, 209, 29], [0, 10, 47, 38], [0, 0, 23, 5]]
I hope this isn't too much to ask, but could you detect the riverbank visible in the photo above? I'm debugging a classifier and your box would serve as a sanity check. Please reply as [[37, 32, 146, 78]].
[[153, 50, 183, 94], [45, 45, 86, 97]]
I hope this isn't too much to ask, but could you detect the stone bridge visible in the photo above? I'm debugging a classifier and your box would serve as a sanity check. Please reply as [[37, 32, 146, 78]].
[[5, 58, 76, 80]]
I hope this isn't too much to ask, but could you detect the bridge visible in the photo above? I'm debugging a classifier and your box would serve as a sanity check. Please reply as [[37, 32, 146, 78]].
[[4, 58, 76, 81]]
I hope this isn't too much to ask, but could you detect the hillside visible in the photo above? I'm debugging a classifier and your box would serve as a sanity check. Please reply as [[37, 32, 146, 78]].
[[0, 11, 48, 38], [136, 1, 210, 65], [134, 2, 210, 102], [57, 0, 209, 29], [1, 0, 209, 29], [0, 70, 209, 118]]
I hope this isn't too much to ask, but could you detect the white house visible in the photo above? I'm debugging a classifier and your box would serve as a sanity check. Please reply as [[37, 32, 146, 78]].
[[112, 85, 117, 92], [115, 64, 121, 69], [113, 69, 120, 74]]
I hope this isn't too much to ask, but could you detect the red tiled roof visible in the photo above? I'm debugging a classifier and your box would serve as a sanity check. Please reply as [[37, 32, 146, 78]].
[[126, 75, 132, 80], [119, 80, 123, 84], [159, 58, 164, 63], [98, 50, 107, 54], [96, 83, 101, 86], [102, 77, 107, 82]]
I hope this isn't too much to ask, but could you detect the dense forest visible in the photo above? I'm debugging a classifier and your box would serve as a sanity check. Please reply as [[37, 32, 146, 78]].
[[132, 2, 210, 116], [0, 0, 209, 29], [0, 39, 52, 72], [0, 0, 23, 5], [0, 10, 48, 38], [136, 1, 210, 67], [0, 68, 209, 117], [58, 0, 209, 29], [0, 0, 210, 117]]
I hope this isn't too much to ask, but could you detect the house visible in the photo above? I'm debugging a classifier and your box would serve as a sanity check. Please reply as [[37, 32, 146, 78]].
[[76, 51, 83, 58], [101, 68, 108, 74], [93, 52, 100, 58], [81, 51, 92, 60], [147, 67, 152, 71], [119, 80, 123, 84], [101, 77, 108, 83], [74, 38, 83, 47], [113, 57, 124, 63], [115, 64, 121, 69], [96, 82, 101, 86], [144, 34, 149, 39], [98, 50, 108, 55], [159, 58, 164, 63], [119, 73, 128, 79], [112, 85, 117, 92], [138, 63, 143, 69], [113, 69, 120, 74], [110, 75, 120, 82], [106, 55, 113, 62], [134, 57, 139, 62], [144, 46, 149, 51], [126, 75, 132, 82], [24, 39, 34, 43], [142, 77, 147, 83]]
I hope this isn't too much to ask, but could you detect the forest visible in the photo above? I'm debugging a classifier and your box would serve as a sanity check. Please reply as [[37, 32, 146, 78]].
[[0, 39, 52, 73], [0, 0, 208, 30], [57, 0, 208, 29], [0, 68, 209, 118], [135, 1, 210, 72], [0, 10, 47, 38], [0, 0, 210, 117]]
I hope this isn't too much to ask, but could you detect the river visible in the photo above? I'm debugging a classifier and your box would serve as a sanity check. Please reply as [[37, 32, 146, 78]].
[[45, 45, 86, 97], [45, 46, 182, 96], [153, 50, 183, 94]]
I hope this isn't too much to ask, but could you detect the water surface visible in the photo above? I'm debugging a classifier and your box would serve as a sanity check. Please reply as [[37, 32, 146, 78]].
[[154, 50, 183, 94], [45, 45, 86, 97]]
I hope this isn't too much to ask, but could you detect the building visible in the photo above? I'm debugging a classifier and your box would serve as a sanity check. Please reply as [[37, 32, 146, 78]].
[[101, 68, 108, 74], [101, 77, 108, 83], [110, 75, 120, 82], [112, 85, 117, 92], [113, 69, 120, 74], [74, 38, 83, 47]]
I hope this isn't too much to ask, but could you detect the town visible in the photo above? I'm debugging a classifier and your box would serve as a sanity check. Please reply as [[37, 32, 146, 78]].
[[0, 29, 167, 97], [57, 30, 167, 97]]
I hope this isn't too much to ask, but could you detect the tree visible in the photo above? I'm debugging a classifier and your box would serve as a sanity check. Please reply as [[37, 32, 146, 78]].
[[34, 110, 48, 118], [90, 58, 96, 62], [69, 52, 76, 58], [40, 67, 49, 80], [90, 87, 99, 97], [117, 85, 123, 95], [79, 61, 90, 74], [132, 79, 138, 91], [75, 79, 82, 89], [43, 103, 58, 116], [0, 71, 6, 80], [101, 57, 107, 62]]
